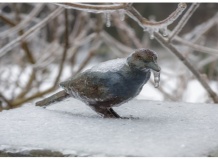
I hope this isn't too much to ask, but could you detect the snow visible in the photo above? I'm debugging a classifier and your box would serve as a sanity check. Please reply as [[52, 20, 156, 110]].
[[89, 58, 127, 73], [0, 99, 218, 156]]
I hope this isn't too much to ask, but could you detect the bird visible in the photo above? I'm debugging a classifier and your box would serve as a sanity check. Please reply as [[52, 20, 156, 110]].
[[36, 48, 161, 118]]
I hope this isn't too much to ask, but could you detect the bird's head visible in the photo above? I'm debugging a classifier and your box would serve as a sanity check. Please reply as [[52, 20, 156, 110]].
[[127, 48, 161, 72]]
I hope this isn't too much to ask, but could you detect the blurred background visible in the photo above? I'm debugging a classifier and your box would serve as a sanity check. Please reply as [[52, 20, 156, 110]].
[[0, 3, 218, 111]]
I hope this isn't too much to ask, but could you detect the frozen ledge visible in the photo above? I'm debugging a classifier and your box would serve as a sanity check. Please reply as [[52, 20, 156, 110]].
[[0, 99, 218, 157]]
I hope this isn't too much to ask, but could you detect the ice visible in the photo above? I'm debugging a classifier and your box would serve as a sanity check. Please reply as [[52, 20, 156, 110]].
[[153, 70, 160, 88], [56, 3, 116, 14], [118, 9, 125, 21], [105, 12, 111, 27], [141, 3, 187, 39], [148, 28, 154, 39], [89, 58, 127, 73], [162, 27, 168, 37], [1, 99, 218, 156], [144, 26, 169, 39]]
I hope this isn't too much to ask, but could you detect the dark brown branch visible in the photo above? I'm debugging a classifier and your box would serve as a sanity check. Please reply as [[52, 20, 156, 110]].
[[0, 14, 16, 26]]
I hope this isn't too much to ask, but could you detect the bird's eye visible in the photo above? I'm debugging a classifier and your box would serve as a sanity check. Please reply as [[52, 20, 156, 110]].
[[135, 54, 143, 60], [153, 56, 157, 61]]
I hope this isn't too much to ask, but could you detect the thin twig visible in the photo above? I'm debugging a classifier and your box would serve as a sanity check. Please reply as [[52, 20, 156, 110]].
[[168, 3, 200, 41], [11, 9, 69, 107], [75, 40, 102, 74], [0, 93, 12, 108], [0, 7, 64, 59], [183, 12, 218, 42], [174, 36, 218, 56], [154, 32, 218, 103], [0, 4, 45, 38], [0, 14, 16, 26], [54, 9, 69, 86], [101, 31, 133, 53], [112, 14, 142, 48]]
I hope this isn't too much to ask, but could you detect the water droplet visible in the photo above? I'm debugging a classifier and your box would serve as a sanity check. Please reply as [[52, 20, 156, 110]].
[[153, 70, 160, 88], [105, 12, 111, 27], [162, 27, 168, 37], [119, 9, 125, 21]]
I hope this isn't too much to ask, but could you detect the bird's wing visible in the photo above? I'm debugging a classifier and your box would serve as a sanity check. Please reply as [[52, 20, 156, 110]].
[[60, 71, 116, 102]]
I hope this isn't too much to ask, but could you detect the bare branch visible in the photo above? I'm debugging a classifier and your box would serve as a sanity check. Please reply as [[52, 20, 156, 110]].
[[54, 9, 69, 86], [75, 39, 102, 74], [168, 3, 200, 41], [0, 93, 12, 108], [174, 36, 218, 56], [0, 4, 45, 37], [11, 9, 69, 107], [101, 31, 133, 54], [0, 14, 16, 26], [112, 14, 142, 48], [183, 12, 218, 42], [0, 7, 64, 59]]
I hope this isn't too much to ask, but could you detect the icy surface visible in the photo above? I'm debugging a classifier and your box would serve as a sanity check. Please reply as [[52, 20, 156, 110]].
[[1, 99, 218, 156], [89, 58, 127, 73]]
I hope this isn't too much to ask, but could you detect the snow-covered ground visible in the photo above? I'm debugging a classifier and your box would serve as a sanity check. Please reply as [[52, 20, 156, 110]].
[[0, 98, 218, 156]]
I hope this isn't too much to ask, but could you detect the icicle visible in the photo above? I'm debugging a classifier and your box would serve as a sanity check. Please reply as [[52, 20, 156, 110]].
[[105, 12, 111, 27], [148, 29, 154, 39], [153, 70, 160, 88], [119, 9, 125, 21], [162, 27, 168, 37], [154, 27, 159, 33], [143, 27, 148, 32]]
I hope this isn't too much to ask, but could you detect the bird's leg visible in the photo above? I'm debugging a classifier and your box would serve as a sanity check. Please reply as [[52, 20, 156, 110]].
[[108, 108, 121, 118], [90, 106, 120, 118]]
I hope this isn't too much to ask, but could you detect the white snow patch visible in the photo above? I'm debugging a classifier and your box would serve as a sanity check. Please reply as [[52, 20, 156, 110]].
[[89, 58, 127, 73], [0, 99, 218, 156]]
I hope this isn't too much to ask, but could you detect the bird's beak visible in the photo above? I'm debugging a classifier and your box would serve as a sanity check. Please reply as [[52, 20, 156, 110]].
[[149, 62, 161, 72]]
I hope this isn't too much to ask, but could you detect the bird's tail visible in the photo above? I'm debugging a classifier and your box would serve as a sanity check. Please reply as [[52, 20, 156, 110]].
[[35, 90, 70, 107]]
